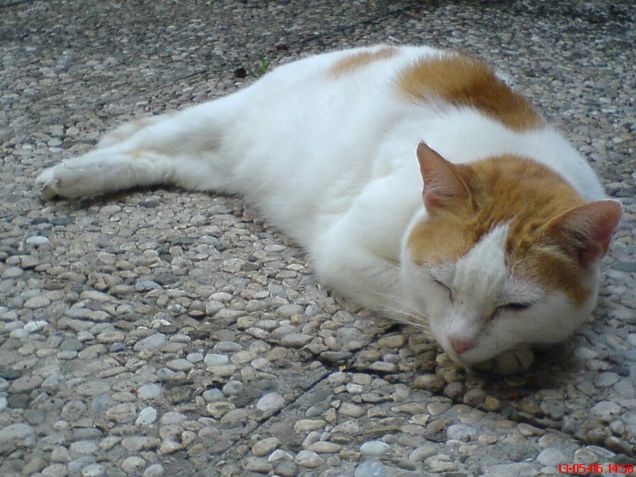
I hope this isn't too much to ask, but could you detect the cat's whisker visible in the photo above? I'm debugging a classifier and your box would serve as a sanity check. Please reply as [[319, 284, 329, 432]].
[[363, 287, 424, 316], [376, 304, 433, 336]]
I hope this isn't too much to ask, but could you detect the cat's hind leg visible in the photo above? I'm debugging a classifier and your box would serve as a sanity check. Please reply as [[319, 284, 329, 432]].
[[36, 147, 183, 200], [36, 95, 244, 200], [96, 114, 171, 149]]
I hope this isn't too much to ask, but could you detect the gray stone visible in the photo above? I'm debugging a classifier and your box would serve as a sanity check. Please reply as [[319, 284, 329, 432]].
[[81, 463, 105, 477], [69, 440, 98, 456], [252, 436, 280, 456], [244, 456, 273, 473], [360, 440, 391, 456], [24, 295, 51, 309], [0, 423, 35, 451], [133, 334, 166, 352], [280, 333, 312, 348], [121, 456, 146, 474], [138, 383, 162, 400], [536, 447, 567, 467], [143, 464, 165, 477], [447, 423, 478, 442], [355, 460, 387, 477], [10, 375, 43, 392], [165, 358, 194, 371], [256, 392, 285, 413], [26, 235, 50, 246], [204, 353, 229, 366], [295, 450, 322, 468], [135, 407, 157, 427]]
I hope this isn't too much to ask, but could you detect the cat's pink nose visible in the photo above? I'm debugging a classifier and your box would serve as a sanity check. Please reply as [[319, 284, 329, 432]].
[[448, 337, 475, 355]]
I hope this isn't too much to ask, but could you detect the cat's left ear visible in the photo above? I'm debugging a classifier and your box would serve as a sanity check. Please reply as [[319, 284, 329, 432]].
[[546, 199, 623, 267], [416, 142, 471, 213]]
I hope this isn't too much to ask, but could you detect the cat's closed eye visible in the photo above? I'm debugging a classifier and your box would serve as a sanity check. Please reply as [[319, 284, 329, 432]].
[[491, 302, 533, 320], [500, 302, 533, 311], [432, 278, 453, 302]]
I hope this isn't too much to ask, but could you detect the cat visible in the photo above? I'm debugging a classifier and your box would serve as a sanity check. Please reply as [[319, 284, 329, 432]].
[[36, 45, 622, 374]]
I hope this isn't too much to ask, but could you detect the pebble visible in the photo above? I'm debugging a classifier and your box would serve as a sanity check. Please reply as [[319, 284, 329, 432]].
[[0, 422, 35, 449], [133, 334, 166, 352], [447, 423, 478, 442], [81, 463, 104, 477], [159, 411, 186, 425], [355, 460, 387, 477], [368, 361, 397, 373], [24, 295, 51, 309], [24, 320, 48, 332], [340, 401, 365, 417], [414, 374, 446, 391], [426, 454, 457, 472], [69, 440, 98, 456], [222, 380, 244, 396], [143, 464, 165, 477], [295, 450, 322, 468], [463, 388, 487, 407], [280, 333, 312, 348], [306, 441, 341, 453], [204, 353, 229, 366], [135, 407, 157, 426], [591, 400, 621, 420], [10, 375, 43, 392], [121, 456, 146, 474], [166, 358, 194, 371], [202, 388, 224, 402], [26, 235, 49, 246], [252, 437, 280, 456], [293, 419, 326, 432], [256, 392, 286, 413], [536, 447, 567, 467], [360, 440, 391, 456], [594, 372, 620, 387], [274, 460, 298, 477], [138, 383, 162, 400], [2, 266, 24, 278], [46, 446, 68, 465]]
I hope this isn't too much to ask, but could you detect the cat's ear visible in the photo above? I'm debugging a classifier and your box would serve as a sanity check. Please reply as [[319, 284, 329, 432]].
[[416, 142, 471, 212], [546, 199, 622, 267]]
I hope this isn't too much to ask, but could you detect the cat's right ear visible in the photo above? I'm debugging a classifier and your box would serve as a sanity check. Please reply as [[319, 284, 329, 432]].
[[545, 199, 622, 268], [416, 142, 471, 213]]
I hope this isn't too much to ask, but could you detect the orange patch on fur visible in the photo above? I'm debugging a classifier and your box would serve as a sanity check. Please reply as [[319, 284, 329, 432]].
[[328, 47, 398, 77], [397, 54, 544, 131], [408, 156, 592, 304]]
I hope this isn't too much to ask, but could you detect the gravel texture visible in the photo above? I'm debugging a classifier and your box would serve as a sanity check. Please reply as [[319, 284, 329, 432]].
[[1, 1, 635, 476]]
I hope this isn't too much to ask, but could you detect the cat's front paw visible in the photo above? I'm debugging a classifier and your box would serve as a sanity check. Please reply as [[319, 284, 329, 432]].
[[473, 346, 534, 375], [35, 158, 96, 200], [36, 166, 61, 200]]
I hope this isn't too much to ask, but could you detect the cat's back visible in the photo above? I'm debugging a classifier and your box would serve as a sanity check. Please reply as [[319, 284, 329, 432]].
[[226, 44, 605, 245]]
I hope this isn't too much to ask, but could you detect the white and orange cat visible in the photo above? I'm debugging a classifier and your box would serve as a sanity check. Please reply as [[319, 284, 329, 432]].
[[36, 45, 622, 374]]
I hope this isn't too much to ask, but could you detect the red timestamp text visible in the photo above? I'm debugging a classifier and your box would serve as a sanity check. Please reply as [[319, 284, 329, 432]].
[[557, 463, 635, 475]]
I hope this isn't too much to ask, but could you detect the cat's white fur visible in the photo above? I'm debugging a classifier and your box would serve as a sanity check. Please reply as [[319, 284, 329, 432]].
[[36, 45, 614, 374]]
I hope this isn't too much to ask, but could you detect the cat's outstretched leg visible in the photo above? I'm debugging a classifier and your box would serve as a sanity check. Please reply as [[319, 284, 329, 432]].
[[36, 148, 181, 200], [96, 115, 171, 149], [36, 95, 244, 200]]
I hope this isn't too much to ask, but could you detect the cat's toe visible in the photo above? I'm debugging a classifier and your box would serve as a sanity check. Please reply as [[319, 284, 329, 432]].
[[36, 166, 60, 201], [493, 347, 534, 375], [473, 347, 534, 375]]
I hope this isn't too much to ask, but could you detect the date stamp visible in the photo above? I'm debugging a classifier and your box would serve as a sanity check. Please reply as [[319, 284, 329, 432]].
[[557, 463, 635, 475]]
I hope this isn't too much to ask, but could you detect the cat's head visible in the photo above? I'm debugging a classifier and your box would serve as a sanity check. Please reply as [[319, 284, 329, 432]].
[[401, 143, 622, 369]]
